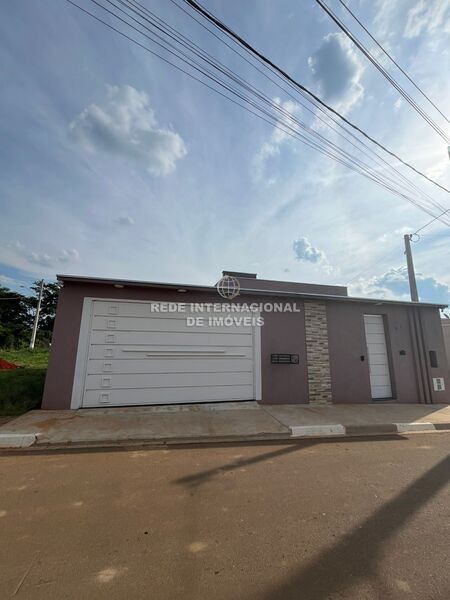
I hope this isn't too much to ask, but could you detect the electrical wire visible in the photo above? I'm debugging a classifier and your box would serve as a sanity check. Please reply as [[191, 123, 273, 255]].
[[314, 0, 450, 143], [112, 0, 447, 211], [65, 0, 450, 224], [182, 0, 450, 194], [346, 245, 402, 284], [336, 0, 450, 127], [412, 208, 450, 236], [126, 0, 447, 215]]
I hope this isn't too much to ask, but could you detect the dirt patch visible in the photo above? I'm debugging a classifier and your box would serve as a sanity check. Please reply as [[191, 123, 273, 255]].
[[0, 359, 20, 370]]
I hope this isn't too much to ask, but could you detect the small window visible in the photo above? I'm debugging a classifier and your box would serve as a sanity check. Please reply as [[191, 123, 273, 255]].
[[429, 351, 438, 368]]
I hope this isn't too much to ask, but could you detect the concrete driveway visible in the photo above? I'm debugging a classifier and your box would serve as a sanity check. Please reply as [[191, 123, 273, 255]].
[[2, 403, 450, 447], [1, 433, 450, 599]]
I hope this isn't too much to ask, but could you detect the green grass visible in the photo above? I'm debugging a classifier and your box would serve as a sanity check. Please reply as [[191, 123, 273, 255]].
[[0, 348, 49, 416]]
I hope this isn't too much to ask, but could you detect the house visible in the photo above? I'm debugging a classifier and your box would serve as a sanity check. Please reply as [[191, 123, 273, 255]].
[[42, 271, 450, 410]]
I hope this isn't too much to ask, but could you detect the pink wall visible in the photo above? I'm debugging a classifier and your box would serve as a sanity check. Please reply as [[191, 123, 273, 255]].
[[42, 282, 309, 409], [42, 281, 450, 409]]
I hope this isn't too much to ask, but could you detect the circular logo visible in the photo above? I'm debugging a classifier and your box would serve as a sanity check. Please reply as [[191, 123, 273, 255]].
[[216, 275, 240, 300]]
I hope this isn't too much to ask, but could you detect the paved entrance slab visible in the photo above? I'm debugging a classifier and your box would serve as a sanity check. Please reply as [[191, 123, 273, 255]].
[[1, 403, 449, 449], [0, 402, 290, 447], [263, 403, 450, 427]]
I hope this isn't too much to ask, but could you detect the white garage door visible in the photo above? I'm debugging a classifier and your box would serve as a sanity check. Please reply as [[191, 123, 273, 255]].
[[72, 299, 260, 408], [364, 314, 392, 400]]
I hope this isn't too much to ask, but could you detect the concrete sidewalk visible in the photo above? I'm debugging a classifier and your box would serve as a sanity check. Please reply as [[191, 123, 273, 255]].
[[1, 402, 450, 449]]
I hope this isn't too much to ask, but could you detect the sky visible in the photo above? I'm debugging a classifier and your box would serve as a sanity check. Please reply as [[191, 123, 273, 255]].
[[1, 0, 449, 306]]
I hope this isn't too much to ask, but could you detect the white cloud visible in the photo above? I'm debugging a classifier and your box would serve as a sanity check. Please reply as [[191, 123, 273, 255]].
[[350, 266, 450, 304], [58, 248, 80, 263], [253, 98, 302, 181], [394, 226, 414, 235], [0, 274, 22, 287], [114, 216, 135, 226], [70, 85, 187, 176], [293, 237, 333, 273], [308, 33, 364, 114], [5, 242, 80, 268], [425, 157, 450, 181], [404, 0, 450, 38]]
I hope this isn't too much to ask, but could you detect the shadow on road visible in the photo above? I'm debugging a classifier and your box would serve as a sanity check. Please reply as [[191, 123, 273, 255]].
[[244, 453, 450, 600], [174, 442, 317, 488], [173, 435, 405, 489]]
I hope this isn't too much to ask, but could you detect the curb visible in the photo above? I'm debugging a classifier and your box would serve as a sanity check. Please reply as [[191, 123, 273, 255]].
[[290, 422, 450, 438], [290, 424, 346, 438], [0, 423, 449, 450], [0, 434, 38, 448], [395, 422, 435, 433]]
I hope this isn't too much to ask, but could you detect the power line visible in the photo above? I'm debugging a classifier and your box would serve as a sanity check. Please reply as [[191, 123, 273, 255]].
[[127, 0, 447, 215], [65, 0, 393, 182], [65, 0, 450, 225], [347, 246, 401, 284], [182, 0, 450, 194], [111, 0, 447, 213], [313, 0, 450, 144], [412, 208, 450, 236], [336, 0, 450, 128], [348, 208, 450, 285]]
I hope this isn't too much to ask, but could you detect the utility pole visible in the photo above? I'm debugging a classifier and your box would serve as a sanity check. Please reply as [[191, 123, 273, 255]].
[[29, 279, 44, 350], [404, 234, 419, 302]]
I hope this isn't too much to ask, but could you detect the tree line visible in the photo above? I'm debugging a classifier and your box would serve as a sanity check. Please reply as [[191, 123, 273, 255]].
[[0, 281, 61, 348]]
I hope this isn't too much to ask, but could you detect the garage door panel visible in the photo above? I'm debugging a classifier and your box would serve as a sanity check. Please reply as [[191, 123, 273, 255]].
[[90, 330, 253, 346], [78, 299, 259, 407], [91, 315, 251, 334], [86, 371, 253, 390], [87, 345, 254, 360], [92, 301, 242, 319], [93, 300, 187, 318], [82, 385, 254, 407], [87, 358, 253, 375]]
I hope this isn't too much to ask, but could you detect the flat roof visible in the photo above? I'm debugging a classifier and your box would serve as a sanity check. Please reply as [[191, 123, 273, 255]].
[[57, 274, 448, 309]]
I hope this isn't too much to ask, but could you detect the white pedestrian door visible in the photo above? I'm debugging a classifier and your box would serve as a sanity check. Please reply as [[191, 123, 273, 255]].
[[363, 314, 392, 400]]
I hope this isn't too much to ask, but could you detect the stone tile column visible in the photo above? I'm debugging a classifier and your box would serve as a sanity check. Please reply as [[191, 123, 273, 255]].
[[304, 301, 332, 404]]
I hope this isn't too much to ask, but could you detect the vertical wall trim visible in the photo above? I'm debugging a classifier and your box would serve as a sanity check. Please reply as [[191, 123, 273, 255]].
[[70, 298, 94, 409], [253, 314, 262, 401], [304, 301, 332, 404], [416, 309, 434, 403], [408, 309, 426, 404]]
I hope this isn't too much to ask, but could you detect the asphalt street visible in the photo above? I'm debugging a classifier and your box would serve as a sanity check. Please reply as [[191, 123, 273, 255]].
[[1, 433, 449, 599]]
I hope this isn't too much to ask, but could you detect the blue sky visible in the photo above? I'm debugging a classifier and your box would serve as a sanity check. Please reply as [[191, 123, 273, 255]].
[[1, 0, 449, 305]]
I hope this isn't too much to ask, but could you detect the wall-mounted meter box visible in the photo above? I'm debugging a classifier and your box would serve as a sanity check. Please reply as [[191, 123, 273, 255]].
[[433, 377, 445, 391]]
